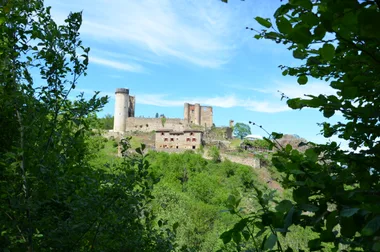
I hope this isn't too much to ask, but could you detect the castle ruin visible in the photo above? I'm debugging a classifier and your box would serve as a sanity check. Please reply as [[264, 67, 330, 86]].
[[113, 88, 213, 133], [184, 103, 213, 128]]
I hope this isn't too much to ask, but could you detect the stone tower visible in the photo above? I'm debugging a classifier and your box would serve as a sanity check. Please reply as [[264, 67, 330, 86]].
[[194, 103, 201, 125], [113, 88, 129, 132]]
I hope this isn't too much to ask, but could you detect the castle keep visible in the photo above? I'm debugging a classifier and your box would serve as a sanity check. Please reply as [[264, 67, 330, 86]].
[[184, 103, 213, 128]]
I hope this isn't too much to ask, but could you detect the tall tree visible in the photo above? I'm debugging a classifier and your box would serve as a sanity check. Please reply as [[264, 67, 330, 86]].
[[233, 122, 251, 139], [0, 1, 175, 251], [221, 0, 380, 251]]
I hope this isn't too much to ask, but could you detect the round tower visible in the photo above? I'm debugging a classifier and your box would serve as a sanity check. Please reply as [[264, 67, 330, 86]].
[[113, 88, 129, 133]]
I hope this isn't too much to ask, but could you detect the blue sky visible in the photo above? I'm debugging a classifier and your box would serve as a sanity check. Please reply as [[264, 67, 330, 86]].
[[46, 0, 343, 145]]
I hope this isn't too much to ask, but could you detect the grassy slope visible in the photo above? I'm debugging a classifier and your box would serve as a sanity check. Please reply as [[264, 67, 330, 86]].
[[92, 134, 323, 251]]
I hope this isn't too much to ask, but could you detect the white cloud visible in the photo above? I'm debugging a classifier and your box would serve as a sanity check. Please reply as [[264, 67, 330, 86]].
[[227, 80, 337, 99], [90, 56, 144, 73], [274, 80, 337, 98], [136, 93, 289, 113], [47, 0, 248, 68]]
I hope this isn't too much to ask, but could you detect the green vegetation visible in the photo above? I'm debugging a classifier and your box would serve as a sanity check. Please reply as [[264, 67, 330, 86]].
[[233, 123, 251, 140], [98, 114, 114, 130], [0, 2, 174, 250], [242, 139, 270, 149], [230, 138, 242, 148], [2, 0, 379, 251], [220, 0, 380, 251]]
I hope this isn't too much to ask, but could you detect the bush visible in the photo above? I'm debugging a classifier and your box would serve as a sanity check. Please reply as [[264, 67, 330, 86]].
[[208, 146, 221, 163]]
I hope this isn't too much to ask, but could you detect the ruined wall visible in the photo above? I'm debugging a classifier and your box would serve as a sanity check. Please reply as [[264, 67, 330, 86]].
[[184, 103, 213, 128], [128, 96, 135, 117], [125, 118, 189, 132], [200, 106, 213, 128], [188, 105, 196, 124]]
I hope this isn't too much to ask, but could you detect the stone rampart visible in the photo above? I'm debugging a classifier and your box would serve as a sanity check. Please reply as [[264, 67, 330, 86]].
[[125, 118, 189, 132]]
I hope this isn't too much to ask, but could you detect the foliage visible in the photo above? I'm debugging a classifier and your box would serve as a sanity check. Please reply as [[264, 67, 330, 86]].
[[146, 151, 267, 251], [209, 146, 222, 163], [222, 0, 380, 251], [233, 123, 252, 140], [98, 113, 113, 130], [242, 139, 270, 149], [0, 1, 175, 251], [161, 116, 167, 127]]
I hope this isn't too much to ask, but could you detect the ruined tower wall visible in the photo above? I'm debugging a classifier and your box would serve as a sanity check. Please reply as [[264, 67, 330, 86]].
[[200, 106, 213, 128], [184, 103, 189, 122], [194, 103, 201, 125], [128, 96, 135, 117]]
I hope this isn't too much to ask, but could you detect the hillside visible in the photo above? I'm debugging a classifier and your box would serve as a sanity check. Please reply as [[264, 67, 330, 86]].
[[91, 135, 320, 251]]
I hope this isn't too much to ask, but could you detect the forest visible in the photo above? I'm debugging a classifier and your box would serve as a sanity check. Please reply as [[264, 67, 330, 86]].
[[1, 0, 379, 251]]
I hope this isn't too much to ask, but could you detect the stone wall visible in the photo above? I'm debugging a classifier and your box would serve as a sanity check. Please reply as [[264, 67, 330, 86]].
[[125, 117, 189, 132], [200, 106, 213, 128]]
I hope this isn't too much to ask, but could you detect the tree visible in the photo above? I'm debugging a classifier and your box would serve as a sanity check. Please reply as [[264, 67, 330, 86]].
[[221, 0, 380, 251], [155, 112, 159, 118], [0, 1, 175, 250], [233, 123, 251, 139], [98, 113, 114, 130]]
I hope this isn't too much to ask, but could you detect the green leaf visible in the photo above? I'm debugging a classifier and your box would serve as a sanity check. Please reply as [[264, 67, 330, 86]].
[[320, 44, 335, 61], [300, 204, 319, 212], [293, 187, 309, 203], [255, 17, 272, 28], [326, 211, 338, 231], [297, 75, 308, 85], [301, 12, 319, 26], [341, 216, 357, 238], [308, 238, 321, 251], [264, 233, 277, 250], [290, 0, 312, 10], [276, 200, 293, 213], [242, 230, 250, 241], [232, 231, 241, 244], [373, 242, 380, 252], [220, 230, 232, 244], [274, 4, 291, 18], [233, 218, 248, 232], [293, 49, 307, 59], [362, 216, 380, 236], [284, 207, 295, 230], [323, 107, 335, 118], [285, 144, 292, 152], [305, 148, 318, 162], [173, 222, 179, 232], [271, 132, 283, 139], [340, 208, 359, 218], [135, 147, 143, 155], [276, 17, 292, 34], [289, 26, 312, 47]]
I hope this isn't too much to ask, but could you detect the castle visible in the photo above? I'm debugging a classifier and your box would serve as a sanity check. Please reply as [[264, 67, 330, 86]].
[[113, 88, 213, 134]]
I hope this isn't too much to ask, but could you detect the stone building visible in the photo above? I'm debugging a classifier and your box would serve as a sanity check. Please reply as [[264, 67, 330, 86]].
[[113, 88, 213, 133], [184, 103, 213, 128], [155, 129, 203, 150]]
